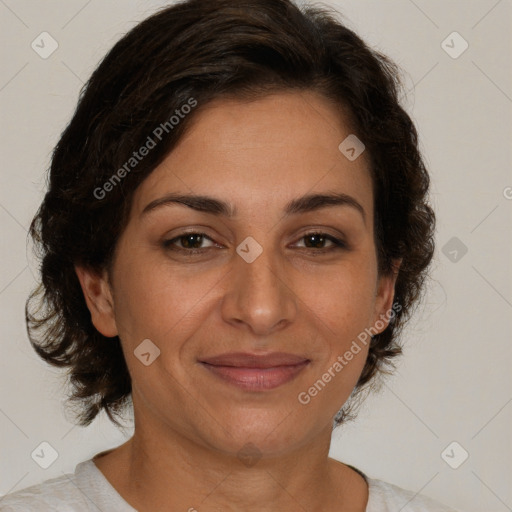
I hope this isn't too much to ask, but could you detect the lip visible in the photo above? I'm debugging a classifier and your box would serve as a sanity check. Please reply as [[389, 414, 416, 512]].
[[199, 352, 310, 391]]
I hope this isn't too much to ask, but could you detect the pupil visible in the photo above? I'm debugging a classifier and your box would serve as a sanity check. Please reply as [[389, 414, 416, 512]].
[[305, 234, 325, 248], [182, 234, 203, 248]]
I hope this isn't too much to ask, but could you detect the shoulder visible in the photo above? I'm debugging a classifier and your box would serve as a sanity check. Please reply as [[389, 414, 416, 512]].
[[0, 471, 84, 511], [366, 477, 460, 512], [0, 460, 110, 512]]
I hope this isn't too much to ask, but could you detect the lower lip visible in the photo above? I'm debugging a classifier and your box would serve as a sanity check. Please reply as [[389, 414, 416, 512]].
[[200, 362, 310, 391]]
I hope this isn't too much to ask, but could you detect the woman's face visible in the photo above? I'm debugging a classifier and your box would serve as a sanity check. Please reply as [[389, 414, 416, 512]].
[[83, 91, 397, 456]]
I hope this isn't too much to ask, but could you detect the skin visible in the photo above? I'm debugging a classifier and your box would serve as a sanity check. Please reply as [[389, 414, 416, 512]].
[[76, 91, 399, 512]]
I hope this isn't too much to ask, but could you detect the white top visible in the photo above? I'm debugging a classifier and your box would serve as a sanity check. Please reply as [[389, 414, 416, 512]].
[[0, 459, 459, 511]]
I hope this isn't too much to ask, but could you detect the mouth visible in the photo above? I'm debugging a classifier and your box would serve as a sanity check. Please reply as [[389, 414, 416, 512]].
[[198, 352, 310, 391]]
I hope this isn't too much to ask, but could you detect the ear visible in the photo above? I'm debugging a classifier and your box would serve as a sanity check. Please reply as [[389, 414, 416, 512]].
[[75, 265, 118, 338], [371, 258, 402, 335]]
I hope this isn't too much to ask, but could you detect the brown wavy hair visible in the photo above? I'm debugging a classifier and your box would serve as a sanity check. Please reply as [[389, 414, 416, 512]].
[[26, 0, 435, 427]]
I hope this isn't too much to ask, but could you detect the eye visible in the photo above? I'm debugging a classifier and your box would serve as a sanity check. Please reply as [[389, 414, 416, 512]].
[[294, 233, 346, 250], [163, 233, 217, 251]]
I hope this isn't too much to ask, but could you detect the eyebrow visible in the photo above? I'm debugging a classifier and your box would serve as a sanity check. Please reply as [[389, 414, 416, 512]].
[[142, 193, 234, 217], [141, 192, 366, 223], [285, 192, 366, 223]]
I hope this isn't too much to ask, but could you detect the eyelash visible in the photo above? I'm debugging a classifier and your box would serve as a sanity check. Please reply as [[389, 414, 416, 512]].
[[162, 231, 347, 254], [162, 233, 219, 254]]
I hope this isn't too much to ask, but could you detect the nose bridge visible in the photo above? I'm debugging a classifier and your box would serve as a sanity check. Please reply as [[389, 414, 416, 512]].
[[221, 243, 297, 335]]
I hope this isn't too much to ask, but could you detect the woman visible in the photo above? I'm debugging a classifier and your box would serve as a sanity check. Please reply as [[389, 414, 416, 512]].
[[0, 0, 457, 510]]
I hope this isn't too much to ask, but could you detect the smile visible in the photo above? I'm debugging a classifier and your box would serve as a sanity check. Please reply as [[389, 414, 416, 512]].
[[198, 352, 310, 391], [200, 362, 310, 390]]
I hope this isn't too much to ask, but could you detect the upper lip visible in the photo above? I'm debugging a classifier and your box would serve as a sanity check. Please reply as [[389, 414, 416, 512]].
[[199, 352, 310, 368]]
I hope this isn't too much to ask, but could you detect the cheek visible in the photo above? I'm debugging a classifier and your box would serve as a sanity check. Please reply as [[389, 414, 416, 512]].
[[294, 255, 376, 387], [297, 258, 378, 339], [111, 251, 223, 350]]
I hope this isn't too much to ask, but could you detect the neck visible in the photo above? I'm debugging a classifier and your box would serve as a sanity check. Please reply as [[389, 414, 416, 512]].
[[93, 401, 368, 511], [94, 434, 367, 512]]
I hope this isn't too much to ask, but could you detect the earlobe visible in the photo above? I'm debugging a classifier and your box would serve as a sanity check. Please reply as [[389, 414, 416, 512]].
[[75, 265, 118, 337]]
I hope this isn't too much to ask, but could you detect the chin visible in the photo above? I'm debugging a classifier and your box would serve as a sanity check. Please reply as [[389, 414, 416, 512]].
[[203, 408, 321, 459]]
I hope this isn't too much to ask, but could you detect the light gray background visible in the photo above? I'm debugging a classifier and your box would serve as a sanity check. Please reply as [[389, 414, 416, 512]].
[[1, 1, 511, 511]]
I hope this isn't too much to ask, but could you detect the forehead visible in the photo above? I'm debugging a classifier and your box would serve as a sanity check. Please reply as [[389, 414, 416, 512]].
[[132, 91, 373, 216]]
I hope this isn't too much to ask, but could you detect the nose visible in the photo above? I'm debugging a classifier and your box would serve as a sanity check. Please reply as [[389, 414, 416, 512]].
[[221, 244, 298, 336]]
